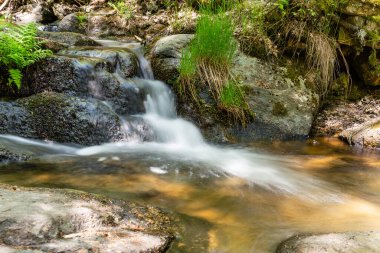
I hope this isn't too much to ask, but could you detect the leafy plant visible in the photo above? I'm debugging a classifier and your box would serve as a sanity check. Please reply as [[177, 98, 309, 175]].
[[108, 1, 132, 18], [76, 12, 88, 28], [179, 7, 252, 124], [0, 22, 52, 89]]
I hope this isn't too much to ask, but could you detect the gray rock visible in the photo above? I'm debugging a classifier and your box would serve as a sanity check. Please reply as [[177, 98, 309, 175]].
[[37, 31, 100, 47], [0, 101, 34, 138], [150, 34, 194, 85], [14, 3, 57, 25], [0, 184, 174, 253], [340, 117, 380, 149], [58, 13, 86, 34], [228, 54, 319, 141], [277, 232, 380, 253], [0, 145, 31, 163], [16, 92, 123, 145], [60, 47, 139, 79], [24, 54, 144, 115], [52, 3, 80, 20]]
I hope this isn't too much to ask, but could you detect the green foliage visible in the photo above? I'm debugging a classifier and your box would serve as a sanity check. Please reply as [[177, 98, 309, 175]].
[[220, 81, 245, 108], [190, 12, 236, 66], [108, 1, 132, 18], [179, 8, 252, 125], [0, 22, 52, 89], [76, 13, 88, 28], [8, 69, 22, 89]]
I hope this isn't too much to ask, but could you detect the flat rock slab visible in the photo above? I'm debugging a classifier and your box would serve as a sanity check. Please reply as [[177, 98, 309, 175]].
[[340, 118, 380, 149], [277, 232, 380, 253], [0, 184, 173, 253]]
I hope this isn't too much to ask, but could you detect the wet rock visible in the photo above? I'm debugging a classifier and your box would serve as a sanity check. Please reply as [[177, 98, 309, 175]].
[[0, 145, 31, 163], [150, 34, 194, 85], [277, 232, 380, 253], [0, 101, 34, 138], [37, 31, 100, 47], [60, 47, 139, 79], [340, 117, 380, 149], [58, 13, 86, 34], [16, 92, 123, 145], [0, 184, 174, 253], [23, 55, 107, 96]]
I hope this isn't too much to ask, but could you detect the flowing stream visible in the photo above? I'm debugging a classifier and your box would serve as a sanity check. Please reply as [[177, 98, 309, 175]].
[[1, 41, 380, 252]]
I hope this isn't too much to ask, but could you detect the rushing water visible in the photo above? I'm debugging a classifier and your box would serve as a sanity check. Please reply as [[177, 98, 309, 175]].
[[1, 41, 380, 252]]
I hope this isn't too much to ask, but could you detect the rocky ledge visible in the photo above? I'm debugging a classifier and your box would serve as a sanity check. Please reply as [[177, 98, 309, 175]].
[[277, 231, 380, 253], [0, 184, 174, 253]]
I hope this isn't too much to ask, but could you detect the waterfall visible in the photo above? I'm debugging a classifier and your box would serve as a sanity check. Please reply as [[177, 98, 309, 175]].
[[75, 44, 337, 197]]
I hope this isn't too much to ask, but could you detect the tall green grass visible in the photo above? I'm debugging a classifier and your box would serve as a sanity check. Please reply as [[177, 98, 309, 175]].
[[190, 12, 236, 66], [178, 3, 252, 125]]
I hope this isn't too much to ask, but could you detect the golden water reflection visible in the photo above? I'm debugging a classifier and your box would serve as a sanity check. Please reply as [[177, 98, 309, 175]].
[[0, 138, 379, 252]]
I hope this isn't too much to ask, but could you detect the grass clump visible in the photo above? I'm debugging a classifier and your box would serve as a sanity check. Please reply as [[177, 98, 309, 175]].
[[178, 5, 252, 125], [108, 0, 132, 18], [76, 12, 88, 28], [0, 22, 52, 89]]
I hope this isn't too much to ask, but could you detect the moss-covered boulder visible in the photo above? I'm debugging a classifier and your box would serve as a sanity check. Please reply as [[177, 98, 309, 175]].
[[16, 92, 123, 145], [0, 184, 174, 253]]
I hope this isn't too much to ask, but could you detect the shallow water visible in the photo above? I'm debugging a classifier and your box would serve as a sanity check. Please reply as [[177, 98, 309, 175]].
[[0, 137, 379, 253]]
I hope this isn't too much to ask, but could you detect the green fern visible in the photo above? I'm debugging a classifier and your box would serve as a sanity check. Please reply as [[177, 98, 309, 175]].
[[0, 22, 52, 89], [8, 69, 22, 89]]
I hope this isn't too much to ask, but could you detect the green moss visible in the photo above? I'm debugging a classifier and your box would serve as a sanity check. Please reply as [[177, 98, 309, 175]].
[[272, 102, 288, 116]]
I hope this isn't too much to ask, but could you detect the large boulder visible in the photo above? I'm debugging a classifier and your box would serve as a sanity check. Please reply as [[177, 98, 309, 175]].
[[0, 92, 153, 145], [150, 34, 194, 85], [0, 92, 123, 145], [16, 92, 123, 145], [2, 52, 145, 115], [0, 184, 174, 253], [150, 35, 319, 142], [57, 13, 86, 34], [277, 232, 380, 253]]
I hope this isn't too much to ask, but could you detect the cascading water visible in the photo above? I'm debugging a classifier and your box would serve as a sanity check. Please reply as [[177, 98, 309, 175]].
[[0, 40, 339, 196], [73, 42, 338, 197]]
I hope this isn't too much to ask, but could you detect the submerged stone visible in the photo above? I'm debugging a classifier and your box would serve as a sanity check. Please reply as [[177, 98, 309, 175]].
[[0, 184, 174, 253]]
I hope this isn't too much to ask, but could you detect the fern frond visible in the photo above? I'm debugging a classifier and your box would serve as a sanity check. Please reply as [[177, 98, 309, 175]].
[[8, 69, 22, 89], [0, 22, 52, 89]]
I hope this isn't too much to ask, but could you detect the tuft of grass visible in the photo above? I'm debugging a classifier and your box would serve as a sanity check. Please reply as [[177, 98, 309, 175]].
[[76, 12, 88, 28], [178, 6, 252, 125], [108, 1, 132, 18]]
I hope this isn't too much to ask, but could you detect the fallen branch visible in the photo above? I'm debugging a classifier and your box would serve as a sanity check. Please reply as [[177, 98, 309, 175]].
[[0, 0, 11, 12]]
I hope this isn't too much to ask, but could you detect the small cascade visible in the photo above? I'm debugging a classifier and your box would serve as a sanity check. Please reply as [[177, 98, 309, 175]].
[[0, 39, 340, 196]]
